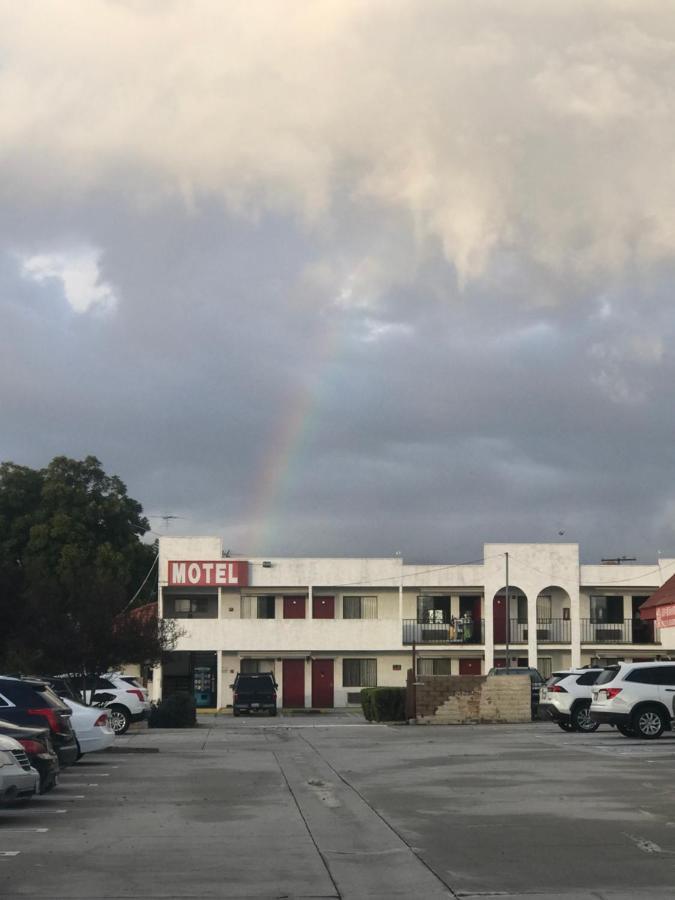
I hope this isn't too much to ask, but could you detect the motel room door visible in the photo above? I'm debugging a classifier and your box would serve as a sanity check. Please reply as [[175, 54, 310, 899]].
[[459, 658, 481, 676], [282, 659, 305, 708], [311, 659, 334, 708]]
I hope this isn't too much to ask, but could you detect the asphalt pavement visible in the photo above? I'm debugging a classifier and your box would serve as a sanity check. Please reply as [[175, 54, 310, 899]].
[[1, 712, 675, 899]]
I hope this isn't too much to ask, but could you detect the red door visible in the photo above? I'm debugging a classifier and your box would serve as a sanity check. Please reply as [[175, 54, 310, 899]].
[[283, 596, 306, 619], [282, 659, 305, 708], [493, 595, 506, 643], [459, 658, 481, 675], [312, 595, 335, 619], [311, 659, 334, 708]]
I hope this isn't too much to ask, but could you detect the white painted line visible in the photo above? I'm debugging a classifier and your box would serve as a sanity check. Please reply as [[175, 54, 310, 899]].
[[0, 809, 67, 815], [0, 828, 49, 833], [0, 852, 20, 857]]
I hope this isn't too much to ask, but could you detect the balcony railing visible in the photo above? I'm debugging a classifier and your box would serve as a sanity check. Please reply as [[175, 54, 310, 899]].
[[402, 619, 484, 645], [581, 618, 656, 644], [506, 619, 571, 643]]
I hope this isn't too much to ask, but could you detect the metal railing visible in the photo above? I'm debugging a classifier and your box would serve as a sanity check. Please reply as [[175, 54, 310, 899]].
[[402, 619, 484, 645], [580, 618, 656, 644], [506, 619, 571, 643]]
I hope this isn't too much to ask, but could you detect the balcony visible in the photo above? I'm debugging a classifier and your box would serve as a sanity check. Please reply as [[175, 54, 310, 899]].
[[402, 619, 484, 645], [580, 618, 657, 644], [506, 619, 571, 644]]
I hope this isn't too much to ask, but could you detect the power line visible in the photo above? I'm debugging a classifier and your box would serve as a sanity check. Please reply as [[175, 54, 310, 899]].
[[122, 552, 159, 612]]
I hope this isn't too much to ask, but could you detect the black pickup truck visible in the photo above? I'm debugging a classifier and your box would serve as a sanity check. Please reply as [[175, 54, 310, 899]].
[[231, 673, 278, 716]]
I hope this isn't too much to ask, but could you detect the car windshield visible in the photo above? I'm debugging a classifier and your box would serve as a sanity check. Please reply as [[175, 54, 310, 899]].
[[594, 666, 620, 685], [121, 677, 143, 688], [545, 673, 567, 687], [237, 676, 274, 691]]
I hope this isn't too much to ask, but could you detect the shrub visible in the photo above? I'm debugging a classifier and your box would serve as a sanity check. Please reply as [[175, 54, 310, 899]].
[[361, 687, 406, 722], [148, 691, 197, 728], [360, 688, 376, 721]]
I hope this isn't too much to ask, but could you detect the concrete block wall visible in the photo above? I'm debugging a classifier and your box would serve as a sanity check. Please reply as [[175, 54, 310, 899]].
[[412, 674, 530, 724]]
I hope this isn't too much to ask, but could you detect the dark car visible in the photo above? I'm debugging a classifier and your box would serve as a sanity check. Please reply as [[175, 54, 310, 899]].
[[0, 718, 59, 793], [0, 676, 79, 767], [488, 666, 545, 718], [231, 672, 278, 716]]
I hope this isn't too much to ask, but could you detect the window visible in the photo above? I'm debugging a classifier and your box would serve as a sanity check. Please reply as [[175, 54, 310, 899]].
[[536, 595, 552, 622], [343, 658, 377, 687], [576, 671, 602, 686], [240, 658, 275, 674], [626, 665, 675, 686], [517, 597, 528, 624], [257, 596, 275, 619], [417, 658, 452, 676], [343, 596, 378, 620], [241, 596, 276, 619], [417, 595, 451, 624], [172, 597, 210, 616], [590, 596, 623, 624], [594, 666, 620, 685], [537, 657, 552, 678]]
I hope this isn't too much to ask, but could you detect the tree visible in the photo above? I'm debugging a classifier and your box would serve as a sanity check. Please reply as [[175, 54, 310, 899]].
[[0, 455, 178, 676]]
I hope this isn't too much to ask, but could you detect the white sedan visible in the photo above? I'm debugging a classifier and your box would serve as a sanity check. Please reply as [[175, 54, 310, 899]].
[[0, 735, 39, 804], [63, 699, 115, 756]]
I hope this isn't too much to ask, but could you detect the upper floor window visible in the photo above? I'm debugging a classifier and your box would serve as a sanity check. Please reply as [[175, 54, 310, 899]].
[[165, 593, 217, 618], [417, 595, 450, 624], [590, 595, 623, 624], [241, 595, 276, 619], [343, 595, 378, 619]]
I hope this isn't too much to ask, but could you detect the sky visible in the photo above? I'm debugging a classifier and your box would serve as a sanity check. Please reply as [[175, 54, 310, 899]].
[[2, 0, 675, 564]]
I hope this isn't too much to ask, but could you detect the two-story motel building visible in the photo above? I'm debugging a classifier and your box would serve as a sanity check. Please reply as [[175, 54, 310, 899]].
[[153, 536, 675, 709]]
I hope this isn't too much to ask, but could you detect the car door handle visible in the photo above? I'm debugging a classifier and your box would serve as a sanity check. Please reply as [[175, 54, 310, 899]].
[[665, 688, 675, 692]]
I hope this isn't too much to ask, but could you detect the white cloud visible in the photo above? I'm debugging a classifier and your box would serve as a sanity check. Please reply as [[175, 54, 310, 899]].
[[2, 2, 675, 286], [20, 247, 117, 314]]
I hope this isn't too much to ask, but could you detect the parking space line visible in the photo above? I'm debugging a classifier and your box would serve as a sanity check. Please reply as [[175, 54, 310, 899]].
[[0, 808, 67, 815], [0, 828, 49, 833], [0, 851, 20, 857]]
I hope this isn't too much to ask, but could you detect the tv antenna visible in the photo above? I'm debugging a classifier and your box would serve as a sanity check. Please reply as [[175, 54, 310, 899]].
[[148, 514, 185, 530]]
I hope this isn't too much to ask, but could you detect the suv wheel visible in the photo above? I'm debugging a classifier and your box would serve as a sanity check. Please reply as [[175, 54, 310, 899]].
[[108, 705, 131, 735], [632, 705, 666, 739], [571, 703, 599, 733]]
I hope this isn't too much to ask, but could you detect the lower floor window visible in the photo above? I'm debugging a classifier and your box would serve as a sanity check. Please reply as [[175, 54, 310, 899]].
[[417, 658, 452, 676], [240, 658, 275, 674], [343, 658, 377, 687]]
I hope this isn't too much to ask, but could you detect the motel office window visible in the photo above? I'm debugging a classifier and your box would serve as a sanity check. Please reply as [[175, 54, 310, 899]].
[[343, 658, 377, 687], [240, 658, 276, 675], [241, 596, 276, 619], [343, 596, 378, 619], [590, 596, 623, 624]]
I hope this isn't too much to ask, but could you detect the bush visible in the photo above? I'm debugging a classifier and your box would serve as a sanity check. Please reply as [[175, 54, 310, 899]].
[[360, 688, 376, 721], [148, 691, 197, 728], [360, 687, 406, 722]]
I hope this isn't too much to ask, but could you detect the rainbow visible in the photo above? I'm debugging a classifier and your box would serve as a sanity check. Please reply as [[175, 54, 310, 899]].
[[245, 310, 343, 554]]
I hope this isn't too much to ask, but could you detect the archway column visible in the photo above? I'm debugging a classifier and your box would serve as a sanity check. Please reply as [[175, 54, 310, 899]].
[[527, 591, 538, 668], [570, 586, 581, 667]]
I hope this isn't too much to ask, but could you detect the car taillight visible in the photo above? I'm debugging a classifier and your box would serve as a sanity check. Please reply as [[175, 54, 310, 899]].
[[94, 713, 109, 727], [19, 738, 48, 755], [548, 685, 568, 693], [126, 689, 145, 701], [604, 688, 622, 699], [27, 707, 61, 733]]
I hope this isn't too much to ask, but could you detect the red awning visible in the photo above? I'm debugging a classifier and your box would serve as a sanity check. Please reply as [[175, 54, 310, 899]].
[[638, 574, 675, 621]]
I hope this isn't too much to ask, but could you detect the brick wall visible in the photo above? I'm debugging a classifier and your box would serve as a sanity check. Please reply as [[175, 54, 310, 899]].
[[407, 672, 531, 724]]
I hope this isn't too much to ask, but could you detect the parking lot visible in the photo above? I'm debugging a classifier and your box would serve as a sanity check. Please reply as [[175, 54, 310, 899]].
[[2, 714, 675, 899]]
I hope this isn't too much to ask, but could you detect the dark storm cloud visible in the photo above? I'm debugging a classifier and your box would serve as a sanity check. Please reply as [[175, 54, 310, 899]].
[[2, 2, 675, 563]]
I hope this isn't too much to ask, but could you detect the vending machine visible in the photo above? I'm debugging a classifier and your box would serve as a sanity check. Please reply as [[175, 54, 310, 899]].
[[193, 666, 215, 708]]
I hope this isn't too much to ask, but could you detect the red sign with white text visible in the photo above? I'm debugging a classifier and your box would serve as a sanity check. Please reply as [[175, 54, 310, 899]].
[[656, 603, 675, 629], [168, 560, 248, 587]]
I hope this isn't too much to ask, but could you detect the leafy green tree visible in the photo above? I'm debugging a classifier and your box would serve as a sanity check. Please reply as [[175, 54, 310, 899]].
[[0, 455, 177, 676]]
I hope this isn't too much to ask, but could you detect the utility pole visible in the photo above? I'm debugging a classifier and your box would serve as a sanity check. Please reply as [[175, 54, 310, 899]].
[[504, 552, 510, 670]]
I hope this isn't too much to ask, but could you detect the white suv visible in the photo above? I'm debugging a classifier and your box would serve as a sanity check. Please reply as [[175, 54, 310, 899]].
[[590, 661, 675, 739], [538, 668, 604, 732], [80, 673, 150, 735]]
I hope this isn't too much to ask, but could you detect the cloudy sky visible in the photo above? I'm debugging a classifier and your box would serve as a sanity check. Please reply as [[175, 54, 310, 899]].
[[2, 0, 675, 564]]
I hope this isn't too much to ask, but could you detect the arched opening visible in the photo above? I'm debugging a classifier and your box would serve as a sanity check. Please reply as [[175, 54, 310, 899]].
[[536, 585, 571, 643], [493, 586, 527, 644]]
